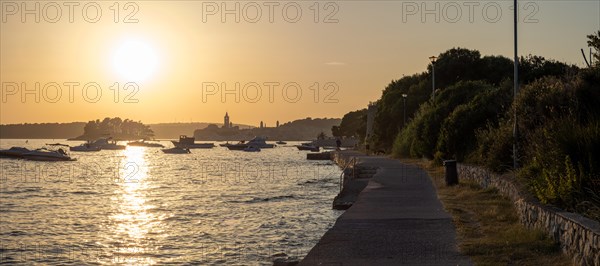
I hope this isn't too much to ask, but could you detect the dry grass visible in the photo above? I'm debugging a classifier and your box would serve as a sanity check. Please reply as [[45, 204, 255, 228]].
[[402, 159, 573, 266]]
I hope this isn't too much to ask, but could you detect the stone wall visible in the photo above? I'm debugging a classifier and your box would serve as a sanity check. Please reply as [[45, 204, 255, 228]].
[[458, 164, 600, 266]]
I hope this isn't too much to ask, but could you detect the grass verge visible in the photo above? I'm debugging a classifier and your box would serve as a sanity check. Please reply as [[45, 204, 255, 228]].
[[402, 158, 572, 266]]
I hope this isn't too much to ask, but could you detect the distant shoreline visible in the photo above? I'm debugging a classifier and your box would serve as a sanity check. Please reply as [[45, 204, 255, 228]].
[[0, 138, 318, 142], [1, 118, 342, 141]]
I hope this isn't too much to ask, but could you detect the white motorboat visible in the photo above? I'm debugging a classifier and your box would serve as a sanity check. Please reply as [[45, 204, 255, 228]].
[[0, 147, 31, 158], [162, 147, 191, 154], [70, 143, 101, 152], [21, 147, 75, 161], [243, 146, 261, 152], [172, 135, 214, 149], [227, 136, 274, 150]]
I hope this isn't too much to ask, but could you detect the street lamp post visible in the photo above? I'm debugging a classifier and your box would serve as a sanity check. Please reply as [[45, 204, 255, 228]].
[[429, 56, 437, 101], [513, 0, 519, 169], [402, 94, 408, 126]]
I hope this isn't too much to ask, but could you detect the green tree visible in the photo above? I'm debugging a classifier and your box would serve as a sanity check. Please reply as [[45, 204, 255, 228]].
[[334, 108, 367, 138], [436, 80, 512, 161], [588, 30, 600, 66], [519, 55, 576, 84], [373, 74, 429, 148], [428, 48, 482, 90], [393, 80, 490, 159]]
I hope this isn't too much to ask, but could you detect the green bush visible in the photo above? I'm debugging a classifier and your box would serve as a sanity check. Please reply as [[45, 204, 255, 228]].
[[437, 80, 512, 161], [392, 80, 491, 160], [474, 69, 600, 220], [471, 120, 515, 172], [520, 119, 600, 219]]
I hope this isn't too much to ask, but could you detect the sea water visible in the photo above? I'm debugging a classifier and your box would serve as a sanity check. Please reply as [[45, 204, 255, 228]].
[[0, 139, 342, 265]]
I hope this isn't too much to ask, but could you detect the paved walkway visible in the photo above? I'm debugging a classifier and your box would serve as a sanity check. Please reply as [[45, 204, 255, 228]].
[[299, 152, 472, 265]]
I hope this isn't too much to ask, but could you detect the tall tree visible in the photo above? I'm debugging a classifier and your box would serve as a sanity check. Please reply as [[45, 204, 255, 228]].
[[588, 30, 600, 66]]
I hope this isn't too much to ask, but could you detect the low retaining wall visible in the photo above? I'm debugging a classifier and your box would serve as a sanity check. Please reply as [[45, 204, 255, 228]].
[[330, 151, 375, 210], [458, 164, 600, 266]]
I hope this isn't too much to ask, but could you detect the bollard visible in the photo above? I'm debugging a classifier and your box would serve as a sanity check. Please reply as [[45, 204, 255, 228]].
[[443, 160, 458, 186]]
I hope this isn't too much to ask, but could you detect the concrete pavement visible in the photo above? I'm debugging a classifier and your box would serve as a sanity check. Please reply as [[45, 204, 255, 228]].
[[299, 152, 472, 265]]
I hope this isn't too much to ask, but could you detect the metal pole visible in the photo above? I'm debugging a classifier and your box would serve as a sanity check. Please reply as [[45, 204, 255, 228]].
[[403, 97, 406, 125], [432, 64, 436, 101], [513, 0, 519, 169]]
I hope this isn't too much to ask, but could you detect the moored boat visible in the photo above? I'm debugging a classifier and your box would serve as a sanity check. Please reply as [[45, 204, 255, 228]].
[[172, 135, 214, 149], [296, 143, 320, 152], [91, 138, 126, 150], [21, 147, 75, 161], [219, 142, 232, 147], [227, 136, 274, 150], [0, 147, 31, 158], [70, 143, 101, 152]]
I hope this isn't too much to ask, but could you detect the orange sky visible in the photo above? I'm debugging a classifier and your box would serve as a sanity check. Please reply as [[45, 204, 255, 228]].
[[1, 1, 598, 126]]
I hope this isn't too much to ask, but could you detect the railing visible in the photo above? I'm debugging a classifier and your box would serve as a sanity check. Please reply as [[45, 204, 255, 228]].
[[339, 156, 357, 193]]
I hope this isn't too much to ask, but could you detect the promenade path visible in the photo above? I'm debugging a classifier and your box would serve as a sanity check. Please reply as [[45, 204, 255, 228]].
[[299, 151, 472, 265]]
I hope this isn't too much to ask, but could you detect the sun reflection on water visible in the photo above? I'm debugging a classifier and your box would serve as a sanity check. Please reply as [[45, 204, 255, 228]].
[[106, 147, 162, 265]]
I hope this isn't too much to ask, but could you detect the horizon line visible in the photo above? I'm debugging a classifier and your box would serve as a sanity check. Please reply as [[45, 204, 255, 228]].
[[0, 116, 342, 126]]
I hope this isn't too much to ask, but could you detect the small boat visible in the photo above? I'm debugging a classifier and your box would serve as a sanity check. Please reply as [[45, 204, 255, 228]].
[[227, 136, 274, 150], [0, 147, 31, 158], [297, 143, 320, 152], [70, 143, 101, 152], [276, 141, 287, 145], [172, 135, 214, 149], [127, 140, 165, 148], [161, 147, 191, 154], [219, 142, 232, 147], [21, 147, 75, 161], [243, 146, 261, 152], [91, 138, 126, 150]]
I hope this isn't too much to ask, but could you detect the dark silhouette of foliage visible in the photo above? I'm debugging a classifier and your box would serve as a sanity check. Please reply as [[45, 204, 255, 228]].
[[393, 80, 491, 159], [373, 48, 515, 150], [81, 117, 154, 140], [519, 55, 577, 84], [587, 30, 600, 65], [373, 73, 430, 148], [332, 108, 367, 139], [437, 80, 512, 161]]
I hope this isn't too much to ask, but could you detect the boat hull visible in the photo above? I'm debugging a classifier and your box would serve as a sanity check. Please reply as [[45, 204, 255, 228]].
[[226, 144, 247, 150], [70, 146, 101, 152], [21, 155, 75, 161], [0, 147, 31, 158], [297, 145, 320, 152], [172, 141, 214, 149]]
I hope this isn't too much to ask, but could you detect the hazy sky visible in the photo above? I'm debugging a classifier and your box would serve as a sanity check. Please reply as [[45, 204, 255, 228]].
[[1, 1, 598, 125]]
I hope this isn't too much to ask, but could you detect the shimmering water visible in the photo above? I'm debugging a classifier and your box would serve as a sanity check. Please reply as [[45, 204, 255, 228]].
[[0, 139, 342, 265]]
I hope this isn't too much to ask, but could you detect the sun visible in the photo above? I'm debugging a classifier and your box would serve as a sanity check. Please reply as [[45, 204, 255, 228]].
[[112, 39, 159, 82]]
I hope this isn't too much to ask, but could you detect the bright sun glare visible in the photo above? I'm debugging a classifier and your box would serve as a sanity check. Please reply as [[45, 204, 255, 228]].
[[112, 39, 159, 82]]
